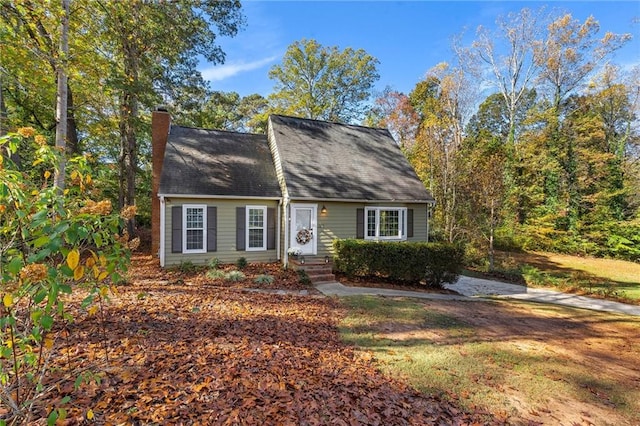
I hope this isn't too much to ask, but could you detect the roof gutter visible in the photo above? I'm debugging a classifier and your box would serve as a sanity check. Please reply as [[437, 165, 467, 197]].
[[158, 193, 282, 201], [288, 197, 436, 204]]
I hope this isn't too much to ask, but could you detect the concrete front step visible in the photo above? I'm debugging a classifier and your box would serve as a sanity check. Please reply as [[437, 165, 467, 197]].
[[289, 259, 335, 284], [306, 273, 336, 284]]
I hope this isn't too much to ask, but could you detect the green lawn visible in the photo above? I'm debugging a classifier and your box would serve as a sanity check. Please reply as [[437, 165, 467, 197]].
[[338, 295, 640, 425], [491, 251, 640, 302]]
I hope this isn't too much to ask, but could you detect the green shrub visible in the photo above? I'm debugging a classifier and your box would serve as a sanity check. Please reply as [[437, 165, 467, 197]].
[[208, 257, 220, 270], [225, 270, 246, 282], [297, 269, 311, 285], [254, 274, 275, 284], [333, 239, 464, 288], [520, 265, 545, 286], [236, 257, 248, 270], [207, 269, 225, 280], [177, 260, 197, 273]]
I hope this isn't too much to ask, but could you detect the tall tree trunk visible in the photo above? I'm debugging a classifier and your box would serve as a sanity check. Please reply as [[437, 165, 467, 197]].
[[54, 0, 69, 191], [118, 25, 139, 234], [66, 86, 80, 154]]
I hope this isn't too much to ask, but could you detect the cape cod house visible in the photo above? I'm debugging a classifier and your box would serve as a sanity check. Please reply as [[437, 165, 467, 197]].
[[151, 109, 435, 268]]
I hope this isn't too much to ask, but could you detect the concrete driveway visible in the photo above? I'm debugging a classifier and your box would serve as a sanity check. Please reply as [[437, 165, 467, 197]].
[[446, 275, 640, 316], [315, 275, 640, 316]]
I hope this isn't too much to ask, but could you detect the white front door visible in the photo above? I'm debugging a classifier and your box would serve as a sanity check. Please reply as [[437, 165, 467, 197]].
[[290, 204, 317, 255]]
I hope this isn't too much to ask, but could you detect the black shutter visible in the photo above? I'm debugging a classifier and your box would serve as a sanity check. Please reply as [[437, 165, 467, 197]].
[[267, 207, 276, 250], [407, 209, 414, 238], [207, 206, 217, 252], [171, 206, 182, 253], [356, 208, 364, 239], [236, 207, 246, 250]]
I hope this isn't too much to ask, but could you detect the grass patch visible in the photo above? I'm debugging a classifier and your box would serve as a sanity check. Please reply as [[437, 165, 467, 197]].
[[338, 295, 640, 424], [489, 251, 640, 302]]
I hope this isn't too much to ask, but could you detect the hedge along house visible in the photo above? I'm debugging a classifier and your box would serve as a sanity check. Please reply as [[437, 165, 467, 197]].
[[151, 109, 435, 268]]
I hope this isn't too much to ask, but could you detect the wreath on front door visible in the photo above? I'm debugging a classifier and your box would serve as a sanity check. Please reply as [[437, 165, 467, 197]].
[[296, 228, 313, 245]]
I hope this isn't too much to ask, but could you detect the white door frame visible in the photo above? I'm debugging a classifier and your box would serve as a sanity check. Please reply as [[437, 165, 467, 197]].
[[290, 203, 317, 256]]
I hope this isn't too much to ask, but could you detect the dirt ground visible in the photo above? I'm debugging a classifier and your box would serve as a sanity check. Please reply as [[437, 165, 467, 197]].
[[373, 297, 640, 426]]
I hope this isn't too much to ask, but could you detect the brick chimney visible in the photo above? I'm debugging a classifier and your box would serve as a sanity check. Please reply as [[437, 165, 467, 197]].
[[151, 107, 171, 256]]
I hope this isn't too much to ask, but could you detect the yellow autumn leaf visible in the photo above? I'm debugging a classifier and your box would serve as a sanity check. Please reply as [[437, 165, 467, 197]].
[[86, 175, 92, 185], [99, 255, 107, 267], [86, 409, 94, 420], [32, 158, 44, 166], [70, 170, 79, 180], [67, 249, 80, 270], [99, 286, 109, 298], [110, 285, 119, 296], [98, 271, 108, 281], [88, 305, 98, 316], [43, 170, 51, 179], [86, 257, 96, 268], [93, 265, 99, 279], [73, 265, 85, 280], [44, 337, 54, 349], [3, 293, 12, 308]]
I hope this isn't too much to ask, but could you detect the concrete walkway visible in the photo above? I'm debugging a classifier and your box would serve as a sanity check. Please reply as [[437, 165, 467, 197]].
[[315, 275, 640, 317]]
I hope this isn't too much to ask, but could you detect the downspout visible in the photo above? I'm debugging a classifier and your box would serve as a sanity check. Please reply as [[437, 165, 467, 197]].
[[159, 195, 166, 267], [276, 198, 282, 261], [426, 202, 429, 243], [283, 196, 290, 268]]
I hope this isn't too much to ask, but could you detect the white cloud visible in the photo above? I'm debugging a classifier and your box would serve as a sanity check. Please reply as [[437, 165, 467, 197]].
[[201, 55, 280, 82]]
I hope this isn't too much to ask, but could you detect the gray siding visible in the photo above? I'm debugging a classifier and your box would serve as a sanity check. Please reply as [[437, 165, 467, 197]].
[[308, 201, 429, 259], [164, 198, 279, 266]]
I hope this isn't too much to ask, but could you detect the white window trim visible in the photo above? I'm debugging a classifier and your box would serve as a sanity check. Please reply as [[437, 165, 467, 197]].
[[365, 207, 407, 241], [182, 204, 207, 254], [246, 205, 267, 251]]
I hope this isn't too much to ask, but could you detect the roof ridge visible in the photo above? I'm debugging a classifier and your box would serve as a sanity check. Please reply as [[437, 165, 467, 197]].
[[269, 114, 389, 132], [170, 124, 264, 137]]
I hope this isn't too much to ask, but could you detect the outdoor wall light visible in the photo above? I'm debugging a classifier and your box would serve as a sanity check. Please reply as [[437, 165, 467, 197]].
[[321, 205, 327, 214], [324, 256, 330, 264]]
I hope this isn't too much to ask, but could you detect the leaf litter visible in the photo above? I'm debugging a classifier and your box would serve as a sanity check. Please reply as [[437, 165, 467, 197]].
[[38, 255, 498, 425]]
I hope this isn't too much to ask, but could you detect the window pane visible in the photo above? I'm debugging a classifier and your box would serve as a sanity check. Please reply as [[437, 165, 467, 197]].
[[186, 208, 203, 229], [367, 210, 376, 237], [249, 208, 264, 228], [296, 209, 311, 231], [248, 229, 264, 248], [379, 210, 399, 237], [186, 229, 203, 250]]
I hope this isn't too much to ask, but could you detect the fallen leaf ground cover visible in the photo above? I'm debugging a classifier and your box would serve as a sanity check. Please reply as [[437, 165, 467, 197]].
[[36, 255, 494, 425]]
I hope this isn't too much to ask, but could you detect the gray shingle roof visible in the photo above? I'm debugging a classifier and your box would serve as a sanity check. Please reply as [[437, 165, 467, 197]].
[[159, 126, 281, 198], [269, 115, 434, 202]]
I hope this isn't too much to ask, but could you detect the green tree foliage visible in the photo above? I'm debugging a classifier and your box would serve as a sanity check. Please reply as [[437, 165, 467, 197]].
[[268, 39, 380, 123], [395, 9, 638, 262], [407, 63, 477, 243], [1, 0, 245, 226], [176, 91, 268, 133]]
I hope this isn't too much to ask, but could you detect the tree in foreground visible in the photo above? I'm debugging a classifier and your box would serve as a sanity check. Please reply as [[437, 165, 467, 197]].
[[0, 128, 136, 423]]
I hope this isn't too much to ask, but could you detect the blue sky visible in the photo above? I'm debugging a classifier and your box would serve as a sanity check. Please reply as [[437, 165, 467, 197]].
[[201, 1, 640, 98]]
